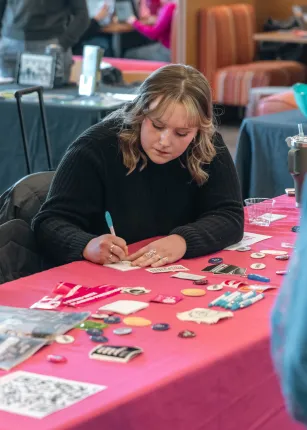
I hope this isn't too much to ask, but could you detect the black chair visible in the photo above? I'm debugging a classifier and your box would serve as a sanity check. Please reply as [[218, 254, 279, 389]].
[[0, 171, 54, 226]]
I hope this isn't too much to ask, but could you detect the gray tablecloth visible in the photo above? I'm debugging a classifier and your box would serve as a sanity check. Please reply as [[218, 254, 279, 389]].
[[235, 109, 307, 200], [0, 84, 137, 194]]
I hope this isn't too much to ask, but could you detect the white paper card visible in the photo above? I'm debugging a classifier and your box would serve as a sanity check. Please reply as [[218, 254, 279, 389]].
[[146, 265, 189, 273], [0, 371, 106, 418], [171, 272, 206, 281], [99, 300, 149, 315], [224, 232, 272, 251], [103, 261, 141, 271], [260, 213, 287, 222]]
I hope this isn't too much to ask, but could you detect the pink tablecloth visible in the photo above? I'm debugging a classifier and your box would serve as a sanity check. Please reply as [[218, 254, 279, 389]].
[[0, 195, 304, 430]]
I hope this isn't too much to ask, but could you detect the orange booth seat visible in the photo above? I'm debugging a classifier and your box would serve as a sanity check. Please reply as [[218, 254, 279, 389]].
[[198, 3, 306, 107]]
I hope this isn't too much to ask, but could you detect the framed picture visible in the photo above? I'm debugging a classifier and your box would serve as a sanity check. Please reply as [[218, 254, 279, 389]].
[[115, 0, 139, 22], [17, 53, 56, 89]]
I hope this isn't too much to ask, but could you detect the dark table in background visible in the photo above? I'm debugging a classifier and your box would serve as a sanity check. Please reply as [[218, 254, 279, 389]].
[[235, 109, 305, 200], [0, 84, 137, 194]]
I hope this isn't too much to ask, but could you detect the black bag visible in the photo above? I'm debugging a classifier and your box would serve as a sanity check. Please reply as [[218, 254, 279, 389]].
[[258, 17, 307, 63]]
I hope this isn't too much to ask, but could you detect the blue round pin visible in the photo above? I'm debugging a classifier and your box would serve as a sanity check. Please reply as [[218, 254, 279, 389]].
[[90, 335, 109, 343], [292, 226, 300, 233], [86, 328, 103, 336], [103, 316, 121, 324], [152, 323, 170, 331], [208, 257, 223, 264]]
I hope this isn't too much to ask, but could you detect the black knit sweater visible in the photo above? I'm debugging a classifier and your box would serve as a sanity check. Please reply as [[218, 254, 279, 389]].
[[32, 119, 244, 266]]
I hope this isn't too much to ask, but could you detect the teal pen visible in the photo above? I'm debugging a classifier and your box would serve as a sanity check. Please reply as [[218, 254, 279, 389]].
[[219, 291, 241, 308], [208, 292, 231, 307], [230, 291, 256, 310], [105, 211, 116, 236], [239, 293, 264, 309]]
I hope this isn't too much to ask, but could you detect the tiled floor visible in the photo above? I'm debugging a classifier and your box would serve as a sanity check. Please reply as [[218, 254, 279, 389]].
[[219, 124, 241, 158]]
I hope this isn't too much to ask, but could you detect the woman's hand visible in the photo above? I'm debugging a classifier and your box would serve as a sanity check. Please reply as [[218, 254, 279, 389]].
[[127, 15, 137, 24], [83, 234, 127, 265], [127, 235, 187, 268]]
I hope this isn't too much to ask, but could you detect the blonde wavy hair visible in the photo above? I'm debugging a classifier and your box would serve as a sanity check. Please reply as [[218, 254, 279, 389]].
[[106, 64, 216, 184]]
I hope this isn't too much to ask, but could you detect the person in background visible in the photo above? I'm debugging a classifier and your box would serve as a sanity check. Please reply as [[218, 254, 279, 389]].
[[73, 4, 113, 57], [0, 0, 89, 82], [32, 64, 244, 269], [124, 0, 175, 62], [271, 179, 307, 426]]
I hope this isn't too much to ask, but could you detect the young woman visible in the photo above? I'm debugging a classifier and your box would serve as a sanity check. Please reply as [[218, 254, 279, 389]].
[[0, 0, 89, 81], [33, 64, 244, 268], [124, 0, 175, 62]]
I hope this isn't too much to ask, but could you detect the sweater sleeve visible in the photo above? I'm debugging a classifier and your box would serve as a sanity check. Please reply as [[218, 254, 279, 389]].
[[132, 3, 175, 41], [58, 0, 90, 50], [170, 133, 244, 258], [32, 138, 105, 265]]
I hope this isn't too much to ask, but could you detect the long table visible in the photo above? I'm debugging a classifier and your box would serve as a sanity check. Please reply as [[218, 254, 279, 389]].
[[235, 109, 305, 200], [0, 195, 304, 430]]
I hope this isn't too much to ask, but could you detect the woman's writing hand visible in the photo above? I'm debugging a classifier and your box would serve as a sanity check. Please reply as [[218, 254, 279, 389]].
[[83, 234, 127, 265]]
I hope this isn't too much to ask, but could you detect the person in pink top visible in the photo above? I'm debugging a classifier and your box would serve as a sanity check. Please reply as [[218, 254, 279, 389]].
[[124, 0, 176, 62]]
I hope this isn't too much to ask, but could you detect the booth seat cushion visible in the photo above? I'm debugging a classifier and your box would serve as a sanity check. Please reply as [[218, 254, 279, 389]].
[[256, 90, 297, 116], [213, 61, 306, 106]]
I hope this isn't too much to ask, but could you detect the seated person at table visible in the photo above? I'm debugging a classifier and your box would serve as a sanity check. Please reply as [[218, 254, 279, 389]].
[[124, 0, 175, 62], [32, 64, 244, 269], [73, 3, 113, 57], [0, 0, 89, 82]]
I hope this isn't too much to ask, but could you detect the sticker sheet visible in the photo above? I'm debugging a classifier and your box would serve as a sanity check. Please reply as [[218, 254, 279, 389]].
[[0, 371, 106, 418]]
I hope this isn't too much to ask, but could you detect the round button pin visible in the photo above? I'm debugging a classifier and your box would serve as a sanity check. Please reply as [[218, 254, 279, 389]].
[[193, 279, 208, 285], [123, 317, 152, 327], [181, 288, 206, 297], [292, 226, 300, 233], [275, 254, 290, 261], [207, 284, 223, 291], [152, 323, 170, 331], [91, 313, 110, 320], [47, 354, 67, 363], [250, 252, 265, 259], [250, 263, 266, 270], [178, 330, 196, 338], [208, 257, 223, 264], [86, 328, 103, 336], [90, 335, 109, 343], [103, 316, 121, 324], [55, 335, 75, 344], [237, 246, 251, 252], [113, 327, 132, 335]]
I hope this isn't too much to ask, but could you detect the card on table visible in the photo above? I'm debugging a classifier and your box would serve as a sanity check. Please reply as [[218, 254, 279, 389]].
[[0, 371, 106, 418], [98, 300, 149, 315], [103, 261, 141, 271], [146, 265, 189, 274], [171, 272, 206, 281], [224, 232, 272, 251], [89, 345, 143, 363], [202, 263, 246, 275]]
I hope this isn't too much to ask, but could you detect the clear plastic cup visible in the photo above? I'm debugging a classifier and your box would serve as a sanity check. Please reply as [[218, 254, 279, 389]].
[[244, 198, 276, 227]]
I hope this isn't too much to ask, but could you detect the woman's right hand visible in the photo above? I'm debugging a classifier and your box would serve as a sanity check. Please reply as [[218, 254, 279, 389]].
[[83, 234, 127, 265]]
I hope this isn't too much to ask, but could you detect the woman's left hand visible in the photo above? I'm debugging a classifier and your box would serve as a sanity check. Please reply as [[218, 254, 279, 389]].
[[127, 235, 187, 268]]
